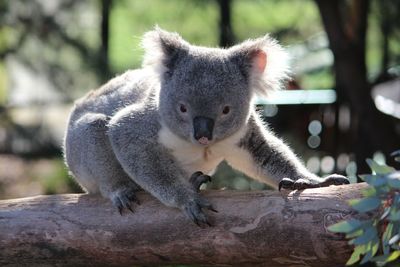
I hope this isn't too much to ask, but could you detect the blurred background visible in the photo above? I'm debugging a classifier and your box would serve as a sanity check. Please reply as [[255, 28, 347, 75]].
[[0, 0, 399, 199]]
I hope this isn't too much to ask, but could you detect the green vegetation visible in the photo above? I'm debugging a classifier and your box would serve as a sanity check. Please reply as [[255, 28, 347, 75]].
[[107, 0, 389, 90], [329, 151, 400, 266], [109, 0, 219, 72]]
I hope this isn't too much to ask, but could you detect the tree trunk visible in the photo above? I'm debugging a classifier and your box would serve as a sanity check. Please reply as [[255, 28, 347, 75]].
[[0, 183, 368, 267], [314, 0, 399, 173], [99, 0, 112, 81], [217, 0, 235, 47]]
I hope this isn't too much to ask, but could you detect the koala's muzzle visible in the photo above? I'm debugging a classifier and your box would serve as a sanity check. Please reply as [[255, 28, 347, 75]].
[[193, 116, 214, 145]]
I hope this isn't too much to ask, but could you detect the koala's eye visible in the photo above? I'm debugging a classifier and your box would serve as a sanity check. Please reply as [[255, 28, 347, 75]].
[[222, 106, 230, 115], [180, 104, 187, 113]]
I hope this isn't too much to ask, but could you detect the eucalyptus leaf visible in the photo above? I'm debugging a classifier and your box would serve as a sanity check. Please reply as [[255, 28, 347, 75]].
[[346, 229, 363, 239], [386, 251, 400, 262], [346, 245, 365, 265], [360, 239, 380, 264], [389, 234, 400, 245], [350, 227, 377, 245], [360, 251, 373, 265], [380, 207, 391, 221], [383, 223, 394, 254], [328, 219, 363, 233], [390, 210, 400, 221], [386, 172, 400, 188], [362, 187, 377, 197], [395, 195, 400, 205], [372, 254, 391, 263], [366, 158, 396, 175], [360, 174, 387, 187], [349, 197, 381, 213], [383, 223, 393, 243]]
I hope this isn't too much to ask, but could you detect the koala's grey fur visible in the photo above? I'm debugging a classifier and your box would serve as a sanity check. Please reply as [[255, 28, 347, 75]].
[[64, 27, 348, 225]]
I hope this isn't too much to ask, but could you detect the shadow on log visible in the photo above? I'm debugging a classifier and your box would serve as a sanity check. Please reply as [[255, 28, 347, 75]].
[[0, 183, 369, 267]]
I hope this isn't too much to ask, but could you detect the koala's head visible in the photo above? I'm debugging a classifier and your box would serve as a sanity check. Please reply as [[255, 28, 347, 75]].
[[142, 27, 289, 146]]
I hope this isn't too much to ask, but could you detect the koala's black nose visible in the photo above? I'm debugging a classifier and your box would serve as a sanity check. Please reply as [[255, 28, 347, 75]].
[[193, 116, 214, 142]]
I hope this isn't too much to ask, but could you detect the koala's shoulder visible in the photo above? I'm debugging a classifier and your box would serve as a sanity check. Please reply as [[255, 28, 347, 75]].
[[107, 102, 161, 144]]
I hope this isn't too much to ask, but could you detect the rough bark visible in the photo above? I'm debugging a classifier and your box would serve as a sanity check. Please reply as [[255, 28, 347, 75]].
[[0, 183, 368, 267]]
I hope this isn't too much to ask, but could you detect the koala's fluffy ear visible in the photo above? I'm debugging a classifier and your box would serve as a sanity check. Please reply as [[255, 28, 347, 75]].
[[229, 35, 290, 96], [142, 27, 188, 76]]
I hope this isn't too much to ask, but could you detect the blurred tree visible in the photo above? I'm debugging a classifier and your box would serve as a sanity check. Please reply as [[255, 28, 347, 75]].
[[0, 0, 112, 100], [217, 0, 235, 47], [375, 0, 400, 83], [0, 0, 112, 156], [99, 0, 112, 81], [314, 0, 399, 173]]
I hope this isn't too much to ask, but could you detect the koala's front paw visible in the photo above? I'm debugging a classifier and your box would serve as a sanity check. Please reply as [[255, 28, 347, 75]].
[[110, 188, 141, 215], [279, 174, 349, 191], [183, 195, 217, 227], [189, 171, 212, 192], [321, 174, 350, 186]]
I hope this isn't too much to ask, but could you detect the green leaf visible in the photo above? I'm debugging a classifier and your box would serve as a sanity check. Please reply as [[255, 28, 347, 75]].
[[362, 187, 377, 197], [346, 229, 363, 239], [372, 252, 400, 264], [389, 234, 400, 245], [383, 223, 393, 242], [360, 239, 380, 264], [360, 251, 373, 265], [386, 251, 400, 262], [371, 240, 379, 257], [386, 172, 400, 188], [349, 197, 381, 213], [360, 174, 387, 187], [346, 245, 365, 265], [380, 207, 391, 221], [383, 223, 394, 254], [366, 158, 396, 175], [350, 227, 378, 245], [328, 219, 363, 233], [372, 254, 391, 263], [390, 210, 400, 221]]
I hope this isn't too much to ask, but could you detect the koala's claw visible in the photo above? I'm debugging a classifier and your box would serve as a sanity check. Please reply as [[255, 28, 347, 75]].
[[323, 174, 350, 186], [183, 196, 216, 227], [111, 188, 140, 215], [189, 171, 212, 192], [279, 174, 350, 191], [278, 178, 295, 191]]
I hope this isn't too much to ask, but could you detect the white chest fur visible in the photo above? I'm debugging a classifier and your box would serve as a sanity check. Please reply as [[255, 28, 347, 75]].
[[158, 125, 248, 176]]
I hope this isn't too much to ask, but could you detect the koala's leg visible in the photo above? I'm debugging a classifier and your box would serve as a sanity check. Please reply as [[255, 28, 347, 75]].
[[65, 113, 141, 213], [226, 116, 349, 191], [108, 129, 216, 226]]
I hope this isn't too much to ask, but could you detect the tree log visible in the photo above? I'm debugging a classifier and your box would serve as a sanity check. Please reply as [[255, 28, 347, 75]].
[[0, 183, 369, 267]]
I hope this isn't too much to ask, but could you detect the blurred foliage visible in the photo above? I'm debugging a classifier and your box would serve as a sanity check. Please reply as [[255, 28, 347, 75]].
[[0, 156, 82, 200], [109, 0, 219, 71], [35, 159, 82, 195], [329, 152, 400, 266], [108, 0, 331, 88]]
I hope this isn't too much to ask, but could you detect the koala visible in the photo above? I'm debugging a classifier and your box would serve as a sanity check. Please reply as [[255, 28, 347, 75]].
[[64, 27, 349, 226]]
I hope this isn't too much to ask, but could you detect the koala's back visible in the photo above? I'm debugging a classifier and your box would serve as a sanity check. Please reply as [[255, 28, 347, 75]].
[[69, 68, 157, 123], [64, 68, 159, 192]]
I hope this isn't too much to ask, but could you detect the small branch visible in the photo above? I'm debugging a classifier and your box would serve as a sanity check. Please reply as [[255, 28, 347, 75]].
[[0, 183, 368, 266]]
